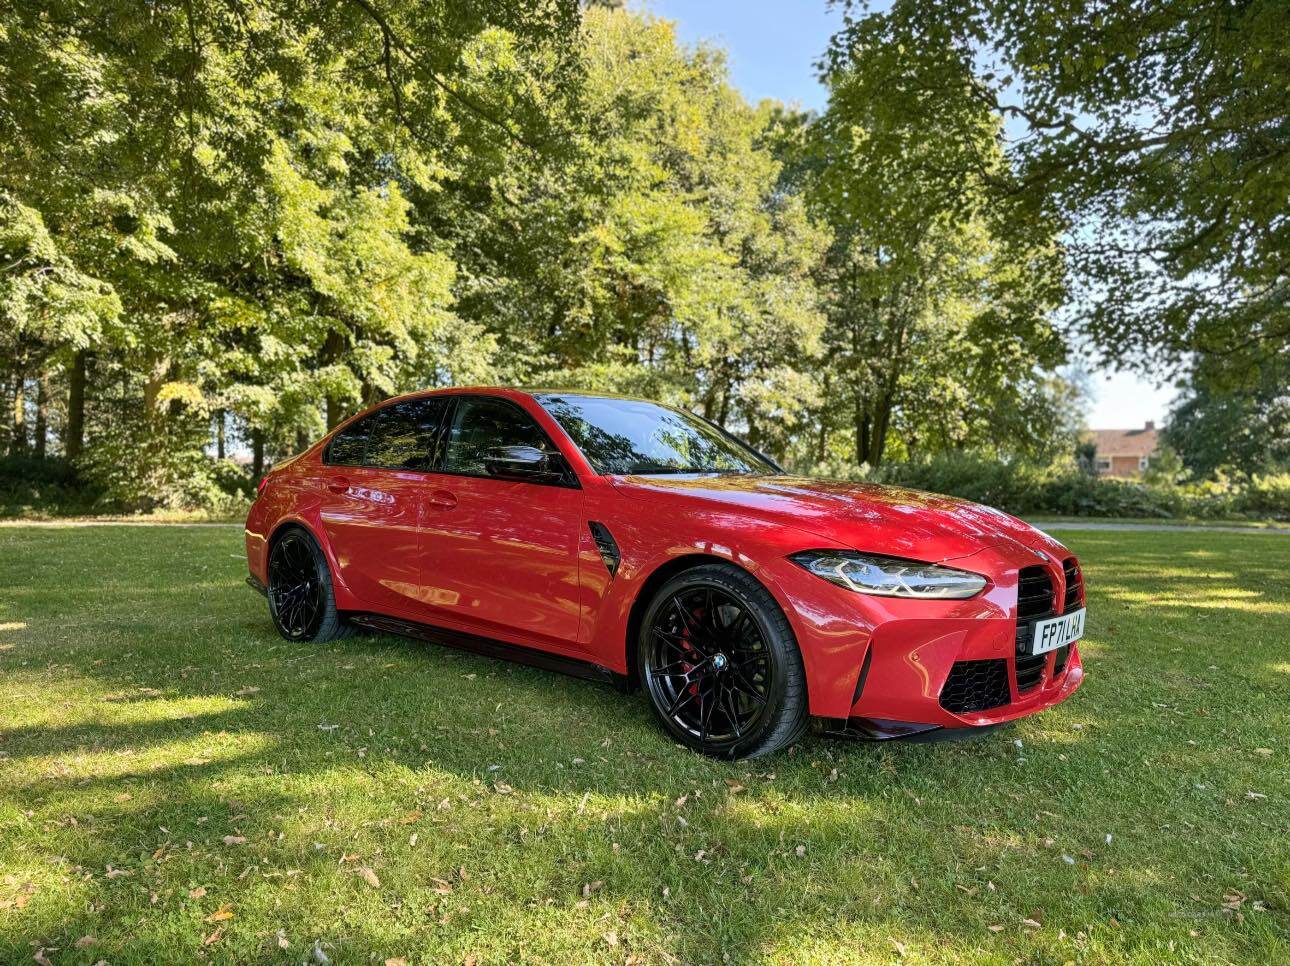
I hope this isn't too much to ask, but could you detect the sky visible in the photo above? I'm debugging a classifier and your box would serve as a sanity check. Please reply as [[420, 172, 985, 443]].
[[639, 0, 1177, 430]]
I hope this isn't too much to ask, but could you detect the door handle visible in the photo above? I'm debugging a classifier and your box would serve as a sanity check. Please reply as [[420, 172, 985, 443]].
[[426, 488, 457, 510], [327, 476, 351, 494]]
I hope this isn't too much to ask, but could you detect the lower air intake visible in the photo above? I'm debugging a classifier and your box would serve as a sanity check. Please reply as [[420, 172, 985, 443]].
[[939, 659, 1011, 714]]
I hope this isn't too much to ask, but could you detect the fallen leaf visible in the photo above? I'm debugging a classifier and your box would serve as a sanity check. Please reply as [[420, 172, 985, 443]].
[[987, 924, 1004, 933], [105, 865, 131, 879], [794, 845, 806, 857], [205, 904, 234, 923], [889, 937, 908, 957], [222, 835, 247, 846], [75, 936, 98, 949], [276, 929, 290, 950], [603, 931, 619, 947], [386, 959, 409, 966], [114, 792, 132, 802], [203, 926, 224, 945], [358, 866, 380, 889], [189, 886, 207, 899]]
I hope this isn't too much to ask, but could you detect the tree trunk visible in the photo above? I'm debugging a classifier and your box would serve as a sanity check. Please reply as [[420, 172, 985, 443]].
[[66, 350, 87, 460], [10, 373, 26, 456], [251, 429, 265, 481], [215, 409, 226, 460], [324, 329, 345, 429], [34, 372, 48, 459]]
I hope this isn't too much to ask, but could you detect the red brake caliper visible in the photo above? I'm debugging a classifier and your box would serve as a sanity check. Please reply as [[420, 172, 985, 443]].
[[683, 606, 703, 695]]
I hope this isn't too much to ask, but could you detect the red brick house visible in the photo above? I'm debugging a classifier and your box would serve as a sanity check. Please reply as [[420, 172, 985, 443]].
[[1088, 422, 1161, 478]]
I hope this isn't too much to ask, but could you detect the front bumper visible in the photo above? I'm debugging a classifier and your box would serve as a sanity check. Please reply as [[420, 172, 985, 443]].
[[772, 543, 1086, 730]]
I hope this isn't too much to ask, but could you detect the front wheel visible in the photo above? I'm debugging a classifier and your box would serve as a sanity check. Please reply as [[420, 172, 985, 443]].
[[638, 563, 809, 759], [267, 527, 353, 643]]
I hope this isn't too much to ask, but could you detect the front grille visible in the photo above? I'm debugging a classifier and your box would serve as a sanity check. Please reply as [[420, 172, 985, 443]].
[[1062, 557, 1083, 610], [1053, 644, 1070, 675], [1017, 565, 1056, 620], [940, 659, 1011, 714], [1015, 652, 1046, 692]]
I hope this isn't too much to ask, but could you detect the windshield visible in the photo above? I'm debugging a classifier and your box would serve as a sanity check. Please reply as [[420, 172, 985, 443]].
[[535, 394, 778, 476]]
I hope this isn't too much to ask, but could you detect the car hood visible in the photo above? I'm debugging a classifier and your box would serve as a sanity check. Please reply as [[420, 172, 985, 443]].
[[612, 474, 1067, 565]]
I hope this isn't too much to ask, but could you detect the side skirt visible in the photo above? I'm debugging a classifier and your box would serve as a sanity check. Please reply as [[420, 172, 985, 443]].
[[347, 612, 624, 688]]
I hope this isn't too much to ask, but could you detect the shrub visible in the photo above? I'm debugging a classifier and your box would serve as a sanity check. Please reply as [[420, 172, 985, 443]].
[[0, 454, 103, 516], [809, 453, 1287, 521]]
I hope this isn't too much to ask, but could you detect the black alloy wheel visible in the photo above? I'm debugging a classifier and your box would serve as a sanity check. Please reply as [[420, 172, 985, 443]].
[[267, 528, 351, 643], [640, 564, 808, 759]]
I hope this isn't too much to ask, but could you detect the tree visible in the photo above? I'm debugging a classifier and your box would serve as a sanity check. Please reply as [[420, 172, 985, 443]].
[[439, 7, 829, 461], [795, 16, 1068, 468], [1166, 358, 1290, 477], [830, 0, 1290, 381]]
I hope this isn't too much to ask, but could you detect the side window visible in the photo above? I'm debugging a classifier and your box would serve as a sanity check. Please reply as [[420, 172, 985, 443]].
[[326, 416, 372, 466], [366, 398, 450, 470], [443, 397, 552, 476]]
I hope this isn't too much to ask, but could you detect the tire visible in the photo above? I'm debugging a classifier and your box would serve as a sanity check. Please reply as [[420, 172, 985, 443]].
[[638, 563, 809, 759], [266, 527, 353, 643]]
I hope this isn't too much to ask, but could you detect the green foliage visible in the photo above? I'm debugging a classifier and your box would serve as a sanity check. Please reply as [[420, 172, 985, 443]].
[[80, 418, 251, 516], [13, 1, 1257, 510], [831, 0, 1290, 382], [842, 453, 1290, 521], [1166, 357, 1290, 478], [0, 454, 101, 517]]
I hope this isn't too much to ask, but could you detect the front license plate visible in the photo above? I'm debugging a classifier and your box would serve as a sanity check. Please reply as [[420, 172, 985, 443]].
[[1029, 608, 1086, 655]]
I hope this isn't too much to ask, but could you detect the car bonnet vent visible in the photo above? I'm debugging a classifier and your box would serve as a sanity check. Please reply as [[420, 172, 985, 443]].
[[588, 521, 620, 577]]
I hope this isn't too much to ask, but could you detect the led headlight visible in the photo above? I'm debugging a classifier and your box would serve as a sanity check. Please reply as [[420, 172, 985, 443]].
[[790, 551, 987, 599]]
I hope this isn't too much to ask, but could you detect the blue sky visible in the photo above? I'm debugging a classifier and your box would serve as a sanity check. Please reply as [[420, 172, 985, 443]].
[[638, 0, 1176, 430]]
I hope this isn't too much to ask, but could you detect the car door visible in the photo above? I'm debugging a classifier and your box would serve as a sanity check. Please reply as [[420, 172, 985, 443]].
[[417, 395, 586, 654], [316, 396, 450, 614]]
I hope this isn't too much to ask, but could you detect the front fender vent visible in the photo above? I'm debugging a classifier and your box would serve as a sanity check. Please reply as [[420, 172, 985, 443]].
[[588, 521, 620, 577]]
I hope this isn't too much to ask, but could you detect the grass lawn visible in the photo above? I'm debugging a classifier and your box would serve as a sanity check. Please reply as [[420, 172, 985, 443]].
[[0, 526, 1287, 964]]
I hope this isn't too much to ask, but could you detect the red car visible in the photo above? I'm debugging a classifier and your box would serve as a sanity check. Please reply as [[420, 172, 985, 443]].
[[245, 388, 1085, 759]]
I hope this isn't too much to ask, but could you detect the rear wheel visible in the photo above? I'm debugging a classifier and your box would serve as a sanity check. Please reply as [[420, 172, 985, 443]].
[[267, 528, 352, 643], [638, 563, 809, 759]]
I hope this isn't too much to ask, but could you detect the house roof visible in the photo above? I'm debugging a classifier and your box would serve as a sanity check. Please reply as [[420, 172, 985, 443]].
[[1089, 427, 1160, 458]]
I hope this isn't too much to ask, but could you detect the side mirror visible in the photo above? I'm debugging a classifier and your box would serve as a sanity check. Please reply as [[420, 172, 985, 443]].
[[483, 445, 562, 483]]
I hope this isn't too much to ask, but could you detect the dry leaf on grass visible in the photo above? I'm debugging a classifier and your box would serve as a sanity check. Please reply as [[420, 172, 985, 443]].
[[222, 835, 247, 846], [75, 936, 97, 949], [203, 926, 224, 945], [189, 886, 207, 899], [205, 904, 234, 923], [358, 866, 380, 888]]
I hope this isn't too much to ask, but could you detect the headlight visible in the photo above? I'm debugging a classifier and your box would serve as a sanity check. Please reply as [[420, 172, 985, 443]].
[[790, 551, 987, 599]]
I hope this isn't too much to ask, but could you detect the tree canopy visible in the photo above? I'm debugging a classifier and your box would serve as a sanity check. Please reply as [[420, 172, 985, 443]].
[[9, 0, 1264, 511]]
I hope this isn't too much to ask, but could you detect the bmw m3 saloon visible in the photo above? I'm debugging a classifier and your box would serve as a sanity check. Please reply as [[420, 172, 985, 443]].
[[245, 387, 1086, 759]]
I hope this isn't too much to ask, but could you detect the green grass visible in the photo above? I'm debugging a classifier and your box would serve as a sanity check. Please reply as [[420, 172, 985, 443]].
[[1, 526, 1287, 964]]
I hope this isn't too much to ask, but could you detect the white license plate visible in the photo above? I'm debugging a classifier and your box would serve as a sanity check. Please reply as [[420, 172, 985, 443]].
[[1029, 608, 1086, 655]]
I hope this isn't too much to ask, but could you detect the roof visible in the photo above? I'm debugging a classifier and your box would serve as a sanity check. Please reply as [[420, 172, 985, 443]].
[[1088, 427, 1160, 457]]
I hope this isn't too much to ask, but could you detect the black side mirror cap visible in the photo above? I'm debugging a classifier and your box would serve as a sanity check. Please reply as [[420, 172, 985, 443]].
[[483, 445, 562, 482]]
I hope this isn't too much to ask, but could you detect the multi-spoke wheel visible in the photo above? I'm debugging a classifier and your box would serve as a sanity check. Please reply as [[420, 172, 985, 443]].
[[267, 528, 352, 643], [639, 564, 809, 759]]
